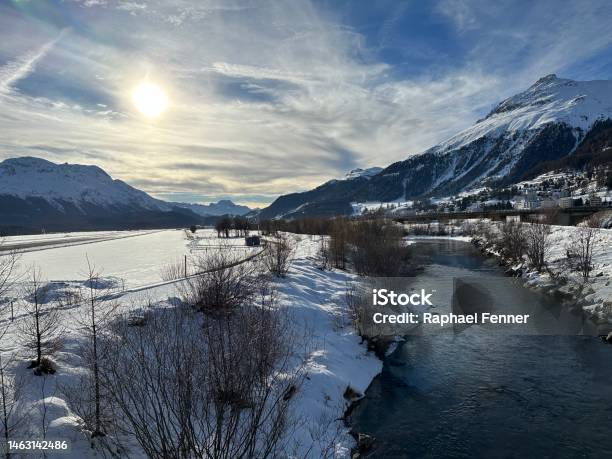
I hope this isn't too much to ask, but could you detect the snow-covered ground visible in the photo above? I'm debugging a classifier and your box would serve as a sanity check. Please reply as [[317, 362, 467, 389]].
[[0, 231, 381, 458], [3, 229, 258, 290], [473, 223, 612, 324], [530, 226, 612, 322]]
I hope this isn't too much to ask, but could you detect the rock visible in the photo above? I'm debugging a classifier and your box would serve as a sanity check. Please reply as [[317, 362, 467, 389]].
[[596, 272, 604, 277], [357, 433, 375, 453], [343, 386, 363, 400], [604, 332, 612, 343]]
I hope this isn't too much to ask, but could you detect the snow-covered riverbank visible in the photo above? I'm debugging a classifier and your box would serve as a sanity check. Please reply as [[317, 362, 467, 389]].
[[471, 224, 612, 329]]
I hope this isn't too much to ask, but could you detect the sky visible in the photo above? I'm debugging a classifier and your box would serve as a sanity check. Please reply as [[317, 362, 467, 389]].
[[0, 0, 611, 207]]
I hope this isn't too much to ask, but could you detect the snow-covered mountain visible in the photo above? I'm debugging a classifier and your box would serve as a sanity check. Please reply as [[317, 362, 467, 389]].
[[344, 167, 383, 180], [260, 75, 612, 218], [172, 199, 251, 217], [0, 157, 200, 234], [0, 156, 170, 212]]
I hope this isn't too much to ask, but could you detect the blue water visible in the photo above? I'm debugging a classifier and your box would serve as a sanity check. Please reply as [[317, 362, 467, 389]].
[[349, 239, 612, 458]]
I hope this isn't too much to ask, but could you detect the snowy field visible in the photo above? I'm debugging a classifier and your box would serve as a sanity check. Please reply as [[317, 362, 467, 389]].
[[0, 231, 381, 458], [3, 229, 258, 290]]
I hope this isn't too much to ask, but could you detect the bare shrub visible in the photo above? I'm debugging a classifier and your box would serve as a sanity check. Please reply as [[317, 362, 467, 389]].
[[159, 257, 187, 281], [498, 221, 527, 262], [460, 220, 478, 237], [474, 219, 496, 245], [525, 223, 551, 272], [102, 299, 303, 458], [567, 227, 599, 281], [348, 220, 407, 276], [18, 268, 63, 372], [345, 282, 365, 335], [263, 234, 295, 277], [180, 249, 259, 314]]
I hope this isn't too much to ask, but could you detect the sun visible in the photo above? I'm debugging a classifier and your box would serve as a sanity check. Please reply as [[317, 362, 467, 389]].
[[131, 82, 167, 117]]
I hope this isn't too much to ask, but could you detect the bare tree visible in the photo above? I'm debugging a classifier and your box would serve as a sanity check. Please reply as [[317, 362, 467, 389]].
[[567, 227, 599, 281], [263, 234, 295, 278], [525, 223, 551, 272], [18, 268, 62, 374], [215, 216, 232, 238], [316, 236, 330, 271], [63, 259, 119, 439], [328, 218, 349, 270]]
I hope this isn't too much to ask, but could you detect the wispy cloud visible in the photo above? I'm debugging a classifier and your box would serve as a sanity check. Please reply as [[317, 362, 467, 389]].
[[0, 29, 67, 94], [0, 0, 610, 206]]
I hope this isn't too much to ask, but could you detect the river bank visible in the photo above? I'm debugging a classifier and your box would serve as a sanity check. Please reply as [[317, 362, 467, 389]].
[[348, 238, 612, 458], [469, 224, 612, 336]]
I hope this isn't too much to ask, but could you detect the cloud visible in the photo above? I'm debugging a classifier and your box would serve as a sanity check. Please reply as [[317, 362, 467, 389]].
[[0, 29, 67, 94], [435, 0, 478, 32], [0, 0, 610, 206]]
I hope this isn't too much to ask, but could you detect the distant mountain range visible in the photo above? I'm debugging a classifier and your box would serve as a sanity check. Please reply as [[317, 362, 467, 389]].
[[259, 75, 612, 219], [0, 157, 250, 234], [171, 200, 251, 217]]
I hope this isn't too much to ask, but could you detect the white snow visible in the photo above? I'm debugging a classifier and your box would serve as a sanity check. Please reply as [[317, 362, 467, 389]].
[[0, 231, 381, 458], [473, 223, 612, 323], [0, 157, 169, 211], [430, 75, 612, 157], [344, 167, 383, 180]]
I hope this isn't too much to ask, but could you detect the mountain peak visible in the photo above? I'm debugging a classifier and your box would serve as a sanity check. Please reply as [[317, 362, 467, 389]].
[[532, 73, 560, 86], [0, 156, 166, 211], [345, 167, 383, 180]]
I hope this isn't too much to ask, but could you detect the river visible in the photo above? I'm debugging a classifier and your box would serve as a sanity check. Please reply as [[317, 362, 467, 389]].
[[349, 239, 612, 458]]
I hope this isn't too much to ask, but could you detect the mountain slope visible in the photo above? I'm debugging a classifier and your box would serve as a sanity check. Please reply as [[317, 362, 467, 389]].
[[261, 75, 612, 218], [257, 166, 382, 219], [0, 157, 200, 234], [172, 199, 251, 217]]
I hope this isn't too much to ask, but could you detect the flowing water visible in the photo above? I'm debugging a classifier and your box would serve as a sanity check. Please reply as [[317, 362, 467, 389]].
[[349, 239, 612, 458]]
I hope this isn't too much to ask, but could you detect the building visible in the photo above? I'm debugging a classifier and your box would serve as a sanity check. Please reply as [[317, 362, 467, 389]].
[[540, 199, 558, 209], [515, 199, 540, 210], [559, 197, 574, 208], [589, 194, 602, 206], [245, 235, 261, 246]]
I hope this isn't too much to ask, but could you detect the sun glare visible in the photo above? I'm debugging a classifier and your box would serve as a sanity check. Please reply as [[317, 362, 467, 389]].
[[131, 82, 167, 117]]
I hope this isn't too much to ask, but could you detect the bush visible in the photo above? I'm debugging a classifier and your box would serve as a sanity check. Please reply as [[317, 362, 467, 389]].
[[180, 250, 259, 314], [566, 227, 599, 281], [33, 357, 56, 376], [102, 303, 303, 458], [348, 220, 408, 276], [498, 221, 527, 262], [525, 223, 551, 272], [263, 234, 295, 277]]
